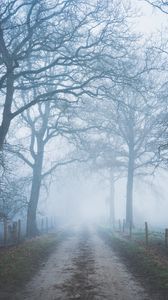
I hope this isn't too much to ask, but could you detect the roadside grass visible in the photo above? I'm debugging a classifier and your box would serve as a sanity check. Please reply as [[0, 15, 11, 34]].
[[0, 233, 62, 292], [99, 227, 168, 298]]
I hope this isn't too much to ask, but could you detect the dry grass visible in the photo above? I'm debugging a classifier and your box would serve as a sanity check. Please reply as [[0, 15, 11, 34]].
[[0, 233, 60, 292], [99, 227, 168, 299]]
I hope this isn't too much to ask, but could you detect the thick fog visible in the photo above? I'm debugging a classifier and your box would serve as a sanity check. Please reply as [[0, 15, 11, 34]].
[[1, 0, 168, 238], [39, 166, 168, 229]]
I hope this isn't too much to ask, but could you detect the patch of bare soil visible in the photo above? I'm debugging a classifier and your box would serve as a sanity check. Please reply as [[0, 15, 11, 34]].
[[12, 226, 151, 300]]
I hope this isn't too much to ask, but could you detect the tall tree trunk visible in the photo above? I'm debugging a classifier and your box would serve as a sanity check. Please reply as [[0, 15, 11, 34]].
[[0, 121, 10, 150], [126, 147, 134, 227], [0, 73, 14, 150], [26, 102, 50, 238], [109, 169, 115, 228], [26, 143, 44, 238]]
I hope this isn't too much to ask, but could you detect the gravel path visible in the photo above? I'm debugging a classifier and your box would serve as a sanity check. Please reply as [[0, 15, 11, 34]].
[[13, 226, 150, 300]]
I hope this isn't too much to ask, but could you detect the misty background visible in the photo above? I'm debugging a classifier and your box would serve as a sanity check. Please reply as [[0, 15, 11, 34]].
[[0, 0, 168, 238], [46, 1, 168, 228]]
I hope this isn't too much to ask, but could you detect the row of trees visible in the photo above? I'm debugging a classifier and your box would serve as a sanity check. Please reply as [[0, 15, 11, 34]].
[[0, 0, 168, 236]]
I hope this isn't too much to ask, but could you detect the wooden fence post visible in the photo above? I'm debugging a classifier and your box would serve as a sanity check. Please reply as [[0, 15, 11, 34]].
[[119, 219, 121, 232], [50, 216, 53, 229], [129, 222, 132, 240], [46, 217, 48, 233], [18, 219, 21, 243], [54, 216, 57, 228], [165, 229, 168, 248], [3, 219, 7, 247], [145, 221, 149, 248], [13, 221, 18, 243], [122, 219, 125, 233], [41, 218, 44, 233]]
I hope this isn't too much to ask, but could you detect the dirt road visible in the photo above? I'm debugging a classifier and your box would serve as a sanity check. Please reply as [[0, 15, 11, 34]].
[[14, 226, 150, 300]]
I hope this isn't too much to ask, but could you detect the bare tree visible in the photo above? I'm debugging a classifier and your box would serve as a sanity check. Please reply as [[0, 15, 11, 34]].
[[145, 0, 168, 14], [10, 100, 70, 236], [10, 90, 92, 237], [74, 79, 159, 226], [63, 95, 127, 227], [0, 0, 134, 151], [107, 90, 158, 226]]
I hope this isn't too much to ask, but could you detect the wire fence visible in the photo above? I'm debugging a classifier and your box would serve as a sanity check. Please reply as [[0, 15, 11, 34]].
[[0, 216, 57, 247], [114, 219, 168, 250]]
